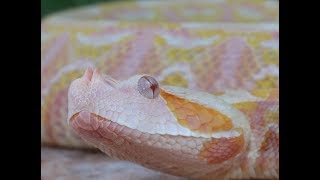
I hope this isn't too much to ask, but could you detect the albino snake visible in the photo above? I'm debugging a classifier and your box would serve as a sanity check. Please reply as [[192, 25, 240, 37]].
[[41, 1, 279, 179]]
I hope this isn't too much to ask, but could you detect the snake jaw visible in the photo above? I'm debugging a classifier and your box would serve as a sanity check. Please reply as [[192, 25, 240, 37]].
[[69, 111, 247, 178]]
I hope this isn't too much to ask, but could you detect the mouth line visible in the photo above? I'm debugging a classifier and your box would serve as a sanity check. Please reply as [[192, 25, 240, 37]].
[[70, 111, 109, 122], [69, 111, 113, 132], [69, 111, 242, 140]]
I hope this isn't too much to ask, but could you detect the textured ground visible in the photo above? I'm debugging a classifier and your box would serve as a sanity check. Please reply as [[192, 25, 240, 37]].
[[41, 147, 183, 180]]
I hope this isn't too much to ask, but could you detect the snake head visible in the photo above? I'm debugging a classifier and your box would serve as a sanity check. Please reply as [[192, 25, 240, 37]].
[[67, 67, 251, 178]]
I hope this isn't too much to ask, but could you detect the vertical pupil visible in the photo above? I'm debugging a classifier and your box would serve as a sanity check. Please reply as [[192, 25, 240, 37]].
[[150, 84, 156, 92], [138, 76, 160, 99]]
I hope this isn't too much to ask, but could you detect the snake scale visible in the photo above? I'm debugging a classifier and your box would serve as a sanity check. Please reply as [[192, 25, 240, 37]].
[[41, 0, 279, 179]]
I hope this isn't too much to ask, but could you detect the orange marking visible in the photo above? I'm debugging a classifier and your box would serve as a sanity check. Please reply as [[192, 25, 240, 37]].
[[199, 133, 244, 164], [160, 90, 233, 133]]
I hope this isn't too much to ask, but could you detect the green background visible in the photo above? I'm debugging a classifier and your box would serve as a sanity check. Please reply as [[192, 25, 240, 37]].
[[41, 0, 120, 18]]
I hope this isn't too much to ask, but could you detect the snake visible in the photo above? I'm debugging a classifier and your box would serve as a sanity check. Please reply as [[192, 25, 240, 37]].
[[41, 0, 279, 179]]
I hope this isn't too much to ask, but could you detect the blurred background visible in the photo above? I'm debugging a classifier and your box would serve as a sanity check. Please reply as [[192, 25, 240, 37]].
[[41, 0, 121, 18]]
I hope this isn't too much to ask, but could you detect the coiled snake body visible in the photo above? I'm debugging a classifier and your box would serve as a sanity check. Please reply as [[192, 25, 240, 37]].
[[41, 1, 279, 179]]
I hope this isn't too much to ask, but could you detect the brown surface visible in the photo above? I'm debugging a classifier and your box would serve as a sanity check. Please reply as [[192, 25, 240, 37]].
[[41, 147, 184, 180]]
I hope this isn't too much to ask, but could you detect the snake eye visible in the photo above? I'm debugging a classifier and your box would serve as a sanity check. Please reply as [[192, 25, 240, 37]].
[[138, 76, 160, 99]]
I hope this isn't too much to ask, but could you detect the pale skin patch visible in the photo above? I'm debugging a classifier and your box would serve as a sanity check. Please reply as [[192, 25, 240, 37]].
[[160, 89, 233, 133]]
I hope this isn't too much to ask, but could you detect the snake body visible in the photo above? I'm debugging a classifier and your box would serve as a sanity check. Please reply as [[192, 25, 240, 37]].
[[41, 1, 279, 179]]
